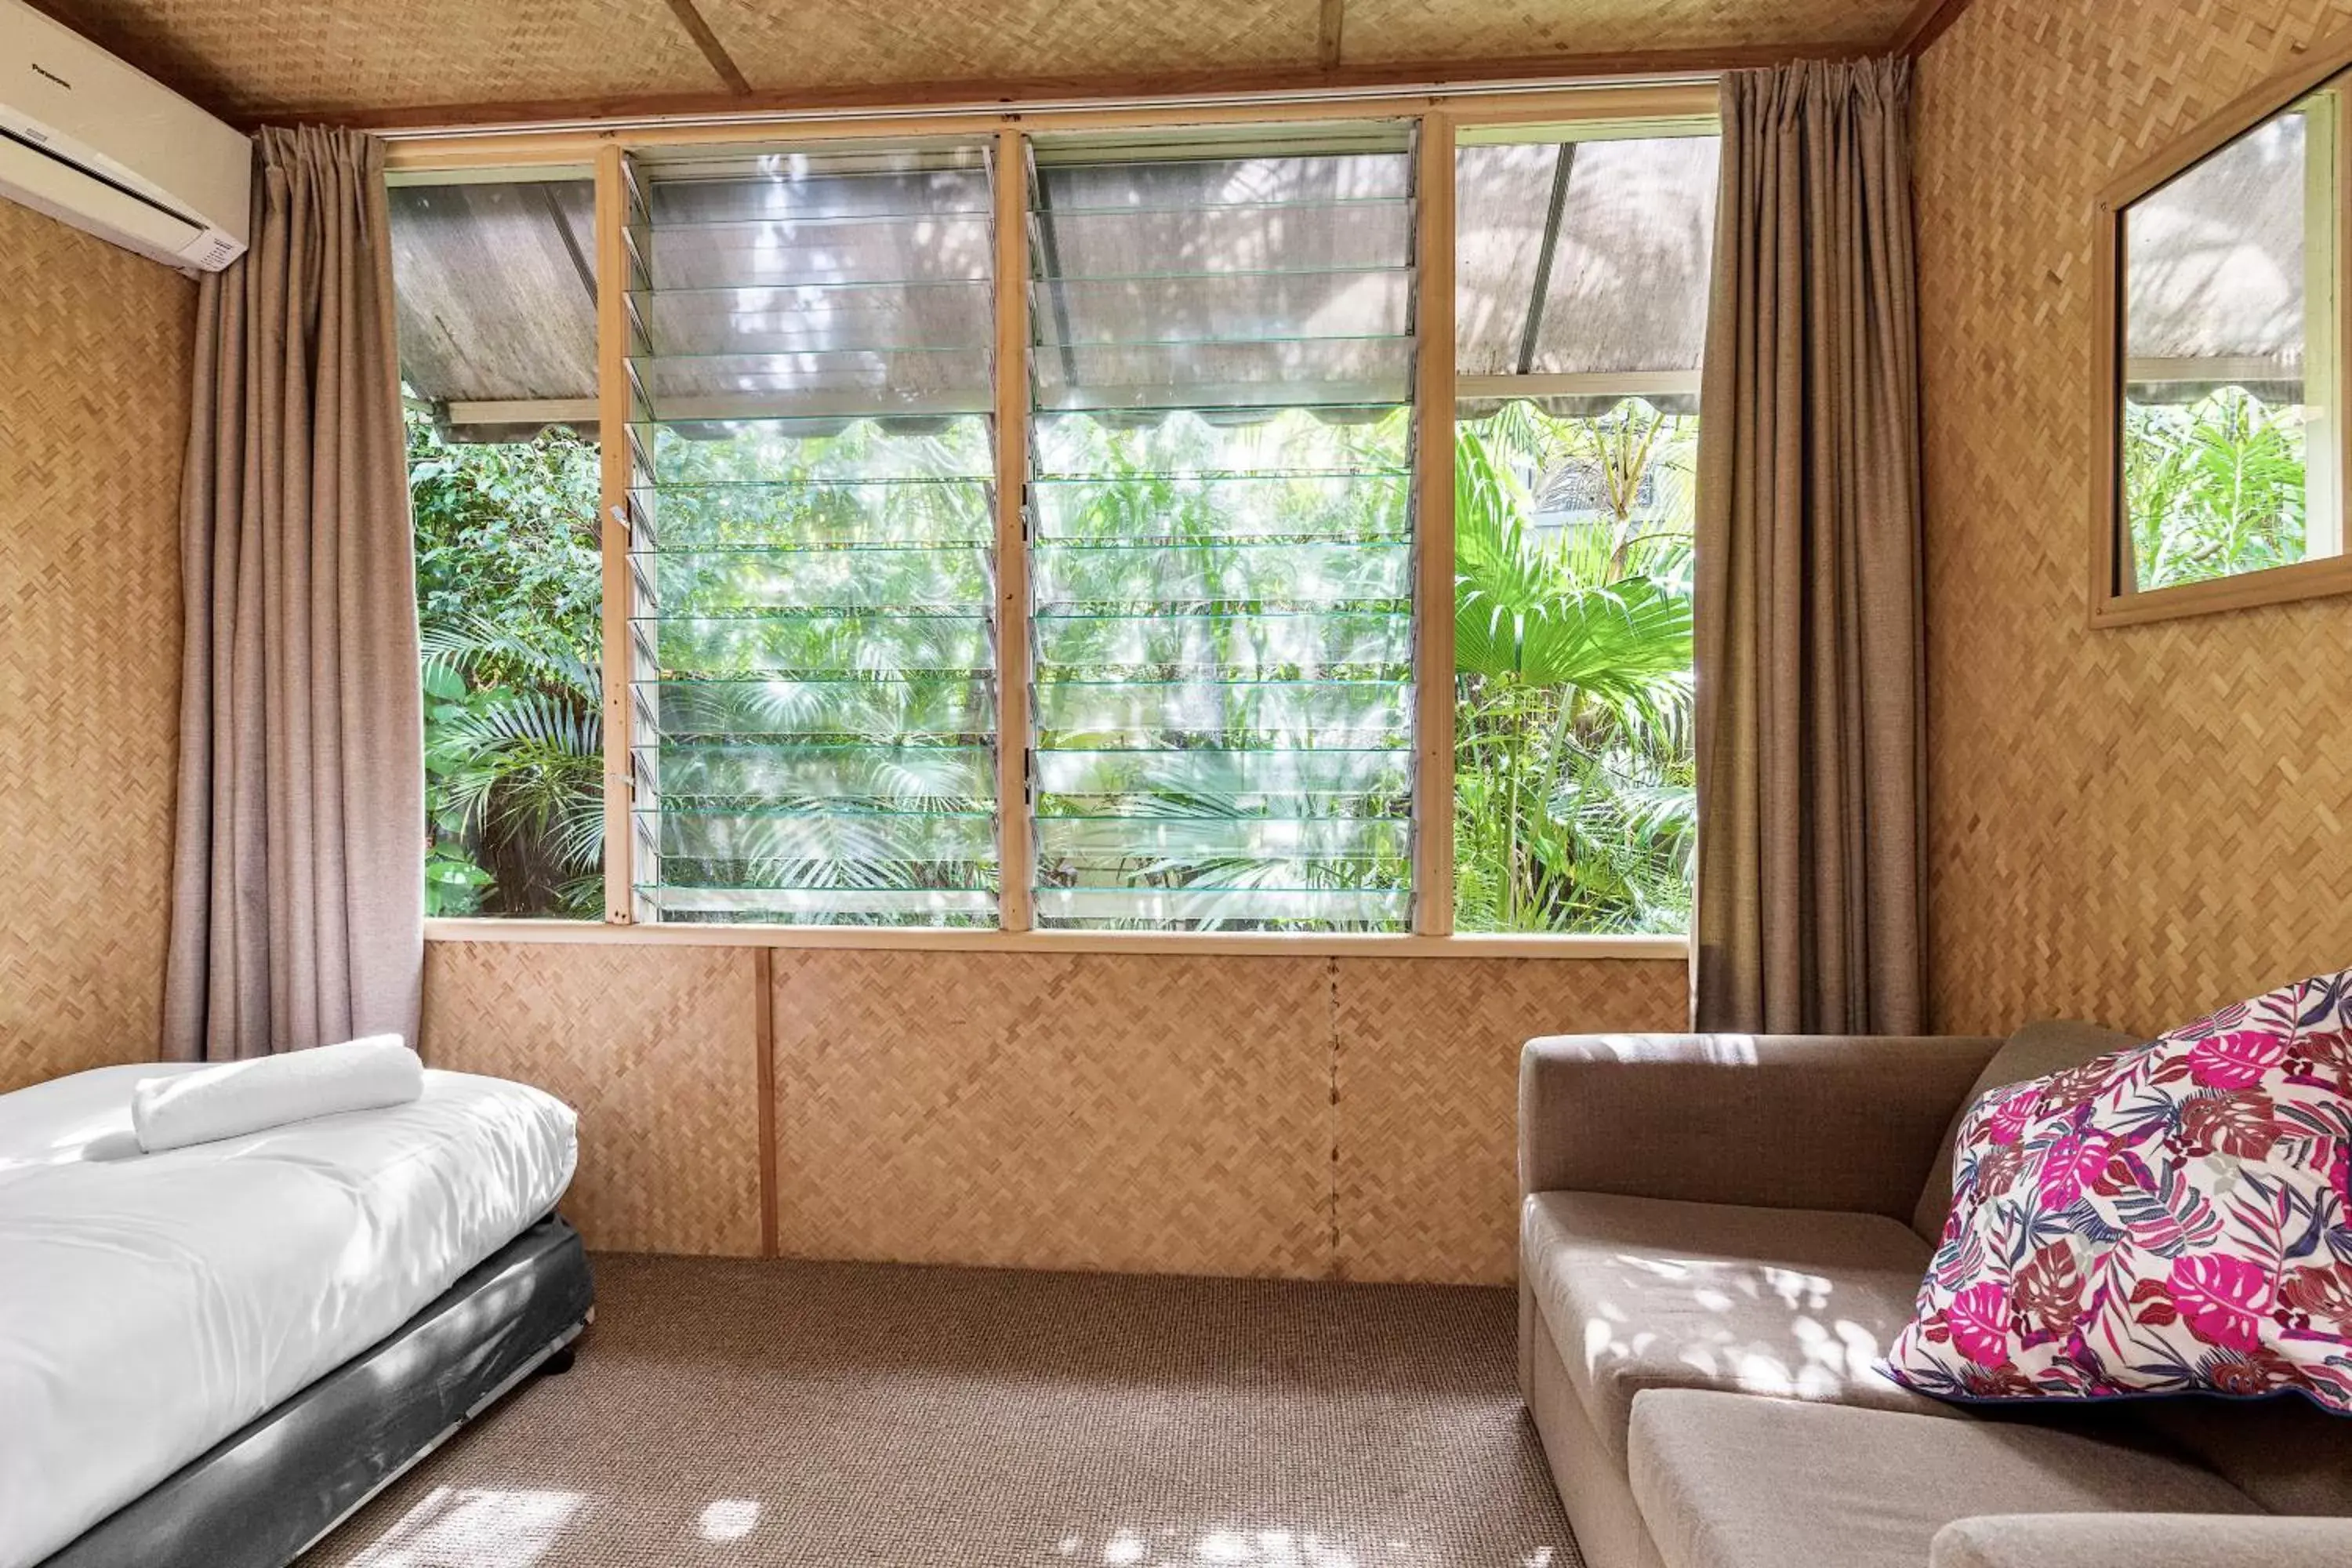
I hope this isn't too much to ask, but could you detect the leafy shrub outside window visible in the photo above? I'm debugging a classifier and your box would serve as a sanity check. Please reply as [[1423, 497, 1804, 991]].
[[409, 408, 603, 916]]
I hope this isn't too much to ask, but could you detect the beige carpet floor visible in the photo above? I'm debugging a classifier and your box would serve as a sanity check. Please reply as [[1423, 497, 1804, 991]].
[[306, 1254, 1581, 1568]]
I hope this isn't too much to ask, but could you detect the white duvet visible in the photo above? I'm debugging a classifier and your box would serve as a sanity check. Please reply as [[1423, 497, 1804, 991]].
[[0, 1062, 577, 1568]]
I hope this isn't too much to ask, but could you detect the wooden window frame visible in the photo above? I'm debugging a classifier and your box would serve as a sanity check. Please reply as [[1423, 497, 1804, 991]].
[[2090, 37, 2352, 629], [387, 82, 1713, 959]]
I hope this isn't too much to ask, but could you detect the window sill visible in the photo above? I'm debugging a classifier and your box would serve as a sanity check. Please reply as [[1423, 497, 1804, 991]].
[[422, 917, 1690, 961]]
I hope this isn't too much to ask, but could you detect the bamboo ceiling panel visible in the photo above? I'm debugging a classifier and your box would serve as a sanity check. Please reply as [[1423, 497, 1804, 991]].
[[1337, 0, 1915, 63], [420, 940, 764, 1256], [0, 201, 191, 1096], [768, 949, 1336, 1279], [48, 0, 1930, 122], [699, 0, 1319, 93], [37, 0, 728, 119], [1915, 0, 2352, 1040], [1333, 957, 1687, 1284]]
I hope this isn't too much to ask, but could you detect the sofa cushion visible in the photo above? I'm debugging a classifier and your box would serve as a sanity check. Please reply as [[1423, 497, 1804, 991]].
[[1627, 1390, 2262, 1568], [1523, 1190, 1947, 1463], [1888, 969, 2352, 1414], [1910, 1021, 2138, 1241], [2133, 1397, 2352, 1516]]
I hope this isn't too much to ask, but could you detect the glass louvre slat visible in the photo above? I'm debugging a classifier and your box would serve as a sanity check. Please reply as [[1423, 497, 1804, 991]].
[[1031, 748, 1410, 804], [632, 283, 993, 357], [1026, 134, 1418, 932], [1036, 202, 1413, 275], [1030, 612, 1411, 677], [633, 886, 998, 924], [634, 350, 995, 420], [634, 742, 994, 807], [633, 677, 994, 740], [633, 614, 994, 677], [1030, 474, 1410, 538], [646, 166, 991, 225], [628, 141, 1001, 926], [1031, 541, 1410, 607], [637, 808, 999, 862], [634, 214, 994, 290], [1035, 818, 1410, 858], [1033, 887, 1411, 924], [1033, 681, 1410, 746], [630, 546, 993, 612], [1030, 408, 1408, 476], [630, 480, 993, 549], [1033, 342, 1413, 412], [640, 416, 992, 483], [1033, 272, 1409, 344]]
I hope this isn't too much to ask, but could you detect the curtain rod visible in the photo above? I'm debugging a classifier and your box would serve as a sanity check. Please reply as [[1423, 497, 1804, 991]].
[[369, 71, 1721, 142]]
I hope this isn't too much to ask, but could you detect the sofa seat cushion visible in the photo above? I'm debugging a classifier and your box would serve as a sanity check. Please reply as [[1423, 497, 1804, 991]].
[[1523, 1190, 1948, 1463], [1628, 1390, 2263, 1568]]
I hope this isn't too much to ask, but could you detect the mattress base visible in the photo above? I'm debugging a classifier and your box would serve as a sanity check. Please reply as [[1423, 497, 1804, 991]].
[[35, 1213, 594, 1568]]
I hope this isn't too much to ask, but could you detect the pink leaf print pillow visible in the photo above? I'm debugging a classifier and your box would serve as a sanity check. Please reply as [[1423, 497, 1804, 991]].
[[1882, 969, 2352, 1414]]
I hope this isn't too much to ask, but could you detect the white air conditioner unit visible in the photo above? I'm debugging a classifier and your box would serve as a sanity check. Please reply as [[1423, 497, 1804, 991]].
[[0, 0, 250, 272]]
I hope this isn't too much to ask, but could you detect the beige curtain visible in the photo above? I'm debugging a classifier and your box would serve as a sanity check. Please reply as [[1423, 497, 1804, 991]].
[[1692, 58, 1926, 1036], [165, 127, 423, 1062]]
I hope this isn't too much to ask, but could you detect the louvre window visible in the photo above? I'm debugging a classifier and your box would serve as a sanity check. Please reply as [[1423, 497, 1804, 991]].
[[1024, 128, 1421, 931], [621, 143, 1002, 926]]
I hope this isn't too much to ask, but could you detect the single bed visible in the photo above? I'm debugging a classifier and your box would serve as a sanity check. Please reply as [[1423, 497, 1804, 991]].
[[0, 1061, 589, 1568]]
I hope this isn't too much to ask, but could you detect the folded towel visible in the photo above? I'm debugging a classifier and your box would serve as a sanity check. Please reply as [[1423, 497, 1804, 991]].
[[132, 1036, 425, 1153]]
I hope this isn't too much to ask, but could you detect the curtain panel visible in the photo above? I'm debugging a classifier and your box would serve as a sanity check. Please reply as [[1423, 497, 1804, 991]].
[[1693, 58, 1927, 1035], [164, 126, 423, 1062]]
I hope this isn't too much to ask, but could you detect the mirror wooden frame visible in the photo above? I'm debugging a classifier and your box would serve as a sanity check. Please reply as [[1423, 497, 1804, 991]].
[[2090, 31, 2352, 628]]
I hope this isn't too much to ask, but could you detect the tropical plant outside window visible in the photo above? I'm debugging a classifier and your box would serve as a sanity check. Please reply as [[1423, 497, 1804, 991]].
[[1453, 399, 1696, 934], [409, 413, 604, 916]]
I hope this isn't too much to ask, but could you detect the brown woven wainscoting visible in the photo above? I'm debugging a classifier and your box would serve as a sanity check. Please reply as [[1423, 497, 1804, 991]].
[[0, 199, 194, 1095], [1915, 0, 2352, 1038], [421, 941, 1686, 1281], [422, 941, 765, 1257]]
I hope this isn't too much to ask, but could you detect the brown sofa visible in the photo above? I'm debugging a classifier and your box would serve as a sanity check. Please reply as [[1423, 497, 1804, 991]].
[[1517, 1025, 2352, 1568]]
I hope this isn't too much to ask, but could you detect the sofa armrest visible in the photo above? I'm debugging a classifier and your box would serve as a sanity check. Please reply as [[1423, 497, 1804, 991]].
[[1519, 1032, 1999, 1221], [1930, 1515, 2352, 1568]]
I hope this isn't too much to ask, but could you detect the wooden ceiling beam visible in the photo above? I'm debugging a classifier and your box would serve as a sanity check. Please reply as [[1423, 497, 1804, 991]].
[[1891, 0, 1975, 56], [659, 0, 752, 96], [1318, 0, 1347, 73]]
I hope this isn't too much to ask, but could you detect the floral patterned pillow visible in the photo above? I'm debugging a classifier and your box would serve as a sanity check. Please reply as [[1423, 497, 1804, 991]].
[[1882, 969, 2352, 1413]]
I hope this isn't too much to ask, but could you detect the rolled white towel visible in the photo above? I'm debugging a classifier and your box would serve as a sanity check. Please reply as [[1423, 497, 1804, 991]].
[[131, 1036, 425, 1153]]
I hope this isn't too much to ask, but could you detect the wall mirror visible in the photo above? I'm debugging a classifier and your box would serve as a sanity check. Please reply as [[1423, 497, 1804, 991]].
[[2093, 55, 2352, 626]]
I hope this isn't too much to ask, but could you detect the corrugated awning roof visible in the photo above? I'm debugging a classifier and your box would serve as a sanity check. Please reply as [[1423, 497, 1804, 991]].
[[390, 132, 1723, 441], [2125, 109, 2308, 405], [390, 180, 599, 437]]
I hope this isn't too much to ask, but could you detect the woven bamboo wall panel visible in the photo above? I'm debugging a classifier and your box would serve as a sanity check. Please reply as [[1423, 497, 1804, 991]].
[[0, 201, 192, 1096], [701, 0, 1319, 93], [768, 949, 1336, 1279], [420, 940, 764, 1256], [40, 0, 726, 119], [1915, 0, 2352, 1040], [1333, 957, 1688, 1284], [1338, 0, 1909, 62]]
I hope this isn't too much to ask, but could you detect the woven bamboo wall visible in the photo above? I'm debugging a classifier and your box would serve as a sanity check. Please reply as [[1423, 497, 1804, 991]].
[[1915, 0, 2352, 1039], [422, 941, 767, 1256], [0, 201, 193, 1095], [423, 940, 1686, 1281]]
